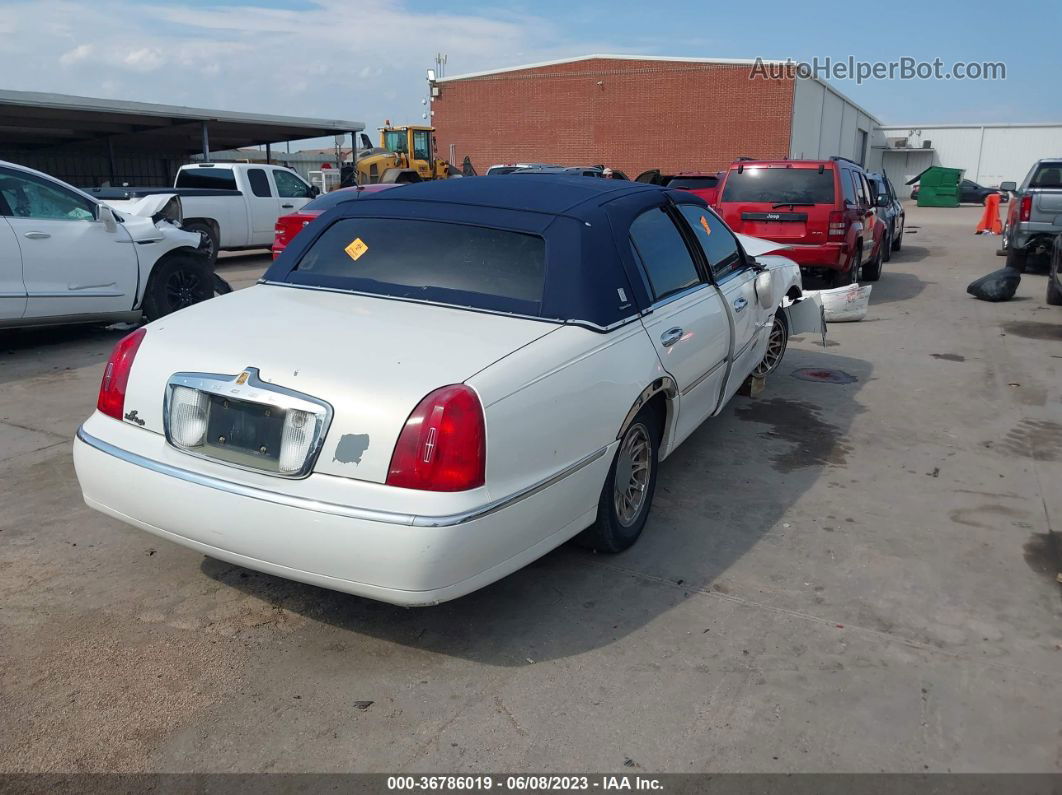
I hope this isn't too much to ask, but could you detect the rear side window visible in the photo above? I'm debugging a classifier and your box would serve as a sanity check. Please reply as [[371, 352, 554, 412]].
[[722, 167, 835, 204], [1030, 163, 1062, 188], [629, 207, 702, 301], [676, 205, 742, 280], [667, 176, 719, 190], [247, 169, 272, 198], [175, 167, 237, 190], [291, 218, 546, 313]]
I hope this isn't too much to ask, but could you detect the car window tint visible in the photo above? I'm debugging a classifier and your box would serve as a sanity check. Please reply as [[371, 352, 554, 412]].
[[0, 169, 95, 220], [676, 205, 742, 280], [629, 207, 702, 300], [274, 170, 312, 199], [175, 167, 238, 190], [1030, 164, 1062, 188], [840, 169, 855, 203], [292, 218, 546, 312], [721, 167, 835, 204], [667, 176, 719, 190], [247, 168, 272, 198]]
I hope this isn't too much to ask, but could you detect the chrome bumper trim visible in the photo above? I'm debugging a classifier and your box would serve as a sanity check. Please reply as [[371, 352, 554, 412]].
[[76, 426, 607, 529]]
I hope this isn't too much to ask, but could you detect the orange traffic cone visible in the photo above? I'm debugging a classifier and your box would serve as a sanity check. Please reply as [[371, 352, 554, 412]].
[[975, 193, 1003, 235]]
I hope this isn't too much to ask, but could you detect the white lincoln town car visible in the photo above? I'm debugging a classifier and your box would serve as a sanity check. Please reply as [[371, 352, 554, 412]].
[[73, 176, 823, 605]]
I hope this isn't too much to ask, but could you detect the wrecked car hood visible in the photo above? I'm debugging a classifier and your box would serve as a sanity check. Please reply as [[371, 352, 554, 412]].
[[737, 233, 792, 257]]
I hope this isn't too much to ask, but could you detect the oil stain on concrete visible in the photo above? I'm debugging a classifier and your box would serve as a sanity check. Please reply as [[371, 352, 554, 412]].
[[930, 353, 965, 362], [1001, 321, 1062, 341], [735, 398, 850, 472]]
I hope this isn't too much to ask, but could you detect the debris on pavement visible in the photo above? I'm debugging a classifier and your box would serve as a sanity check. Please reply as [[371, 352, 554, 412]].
[[967, 268, 1021, 302]]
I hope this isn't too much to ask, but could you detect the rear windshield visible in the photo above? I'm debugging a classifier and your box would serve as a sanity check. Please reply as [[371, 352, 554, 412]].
[[487, 166, 521, 176], [1030, 163, 1062, 189], [721, 167, 835, 204], [176, 167, 238, 191], [667, 176, 719, 190], [288, 218, 547, 315]]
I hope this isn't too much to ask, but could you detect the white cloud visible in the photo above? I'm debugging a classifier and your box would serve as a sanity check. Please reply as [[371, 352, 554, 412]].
[[0, 0, 622, 145], [59, 43, 94, 66]]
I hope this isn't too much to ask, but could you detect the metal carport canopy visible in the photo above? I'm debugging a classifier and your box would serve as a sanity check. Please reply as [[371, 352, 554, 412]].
[[0, 89, 365, 153]]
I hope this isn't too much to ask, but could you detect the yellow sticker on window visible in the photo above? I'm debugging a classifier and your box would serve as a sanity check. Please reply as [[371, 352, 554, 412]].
[[699, 216, 712, 236], [345, 237, 368, 261]]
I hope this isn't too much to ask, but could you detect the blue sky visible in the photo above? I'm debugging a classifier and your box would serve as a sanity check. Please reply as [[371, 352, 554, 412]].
[[1, 0, 1058, 151]]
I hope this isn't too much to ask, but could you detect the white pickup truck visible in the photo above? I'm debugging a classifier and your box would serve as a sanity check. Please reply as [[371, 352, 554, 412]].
[[87, 163, 318, 262]]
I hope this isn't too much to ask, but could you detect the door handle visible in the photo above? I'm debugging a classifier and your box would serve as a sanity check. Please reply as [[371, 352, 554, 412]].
[[733, 296, 748, 312], [660, 327, 683, 347], [24, 231, 50, 240], [281, 203, 294, 209]]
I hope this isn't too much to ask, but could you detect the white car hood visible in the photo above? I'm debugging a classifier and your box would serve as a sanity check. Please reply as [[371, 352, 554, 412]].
[[121, 284, 559, 484], [102, 194, 198, 246]]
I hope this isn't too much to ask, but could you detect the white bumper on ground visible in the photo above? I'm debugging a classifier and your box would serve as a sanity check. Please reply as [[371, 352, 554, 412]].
[[73, 414, 612, 606]]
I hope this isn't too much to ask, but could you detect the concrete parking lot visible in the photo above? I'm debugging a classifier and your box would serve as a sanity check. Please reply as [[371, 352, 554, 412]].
[[1, 204, 1060, 773]]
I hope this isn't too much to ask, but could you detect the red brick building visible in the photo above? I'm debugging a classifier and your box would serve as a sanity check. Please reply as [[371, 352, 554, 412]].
[[432, 55, 879, 178]]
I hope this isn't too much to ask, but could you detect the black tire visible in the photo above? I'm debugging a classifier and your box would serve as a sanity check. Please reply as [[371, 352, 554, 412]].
[[143, 254, 215, 321], [1005, 247, 1027, 273], [892, 220, 903, 251], [182, 220, 219, 265], [753, 310, 789, 377], [831, 246, 860, 287], [213, 273, 233, 296], [861, 240, 883, 282], [577, 405, 660, 553], [1047, 278, 1062, 306], [882, 227, 892, 263]]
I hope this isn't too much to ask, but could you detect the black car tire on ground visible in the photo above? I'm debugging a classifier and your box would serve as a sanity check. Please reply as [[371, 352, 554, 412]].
[[1047, 278, 1062, 306], [1005, 247, 1027, 273], [142, 254, 215, 321], [182, 220, 219, 265], [577, 404, 661, 553], [861, 241, 883, 282], [882, 228, 892, 263], [832, 247, 861, 287], [892, 221, 903, 251]]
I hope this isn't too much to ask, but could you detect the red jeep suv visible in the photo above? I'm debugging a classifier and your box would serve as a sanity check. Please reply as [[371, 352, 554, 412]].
[[715, 157, 882, 286]]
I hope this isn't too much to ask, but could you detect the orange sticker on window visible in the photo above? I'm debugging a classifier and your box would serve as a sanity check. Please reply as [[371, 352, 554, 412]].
[[699, 216, 712, 236], [345, 237, 368, 260]]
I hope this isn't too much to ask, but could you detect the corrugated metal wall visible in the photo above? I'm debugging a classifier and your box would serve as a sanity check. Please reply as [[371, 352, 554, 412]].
[[872, 124, 1062, 191], [789, 78, 880, 164], [0, 145, 192, 188]]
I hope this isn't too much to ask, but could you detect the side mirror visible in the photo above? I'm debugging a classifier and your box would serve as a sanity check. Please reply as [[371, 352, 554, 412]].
[[1000, 181, 1016, 192], [877, 194, 890, 207], [309, 185, 320, 197], [98, 204, 118, 233]]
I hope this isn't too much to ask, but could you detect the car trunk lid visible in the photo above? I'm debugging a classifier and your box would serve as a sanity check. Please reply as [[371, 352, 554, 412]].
[[717, 165, 836, 244], [121, 284, 558, 484]]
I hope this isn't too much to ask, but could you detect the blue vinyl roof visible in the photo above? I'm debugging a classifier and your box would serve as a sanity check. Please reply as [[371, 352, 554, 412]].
[[264, 175, 702, 329], [353, 174, 663, 217]]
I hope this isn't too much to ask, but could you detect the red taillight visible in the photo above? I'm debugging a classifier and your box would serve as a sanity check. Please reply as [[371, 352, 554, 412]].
[[828, 210, 847, 239], [1020, 195, 1032, 222], [386, 385, 485, 492], [97, 328, 146, 420]]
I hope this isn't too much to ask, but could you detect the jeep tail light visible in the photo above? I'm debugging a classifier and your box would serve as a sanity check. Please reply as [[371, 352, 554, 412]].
[[386, 385, 485, 492], [1020, 195, 1032, 222], [828, 210, 847, 240], [97, 328, 146, 421]]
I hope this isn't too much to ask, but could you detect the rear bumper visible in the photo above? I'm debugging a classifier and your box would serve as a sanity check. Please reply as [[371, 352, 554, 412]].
[[73, 420, 610, 606], [775, 242, 848, 271]]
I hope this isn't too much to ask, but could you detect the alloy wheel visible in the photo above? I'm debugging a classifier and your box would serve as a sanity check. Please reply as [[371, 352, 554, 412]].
[[613, 423, 652, 527]]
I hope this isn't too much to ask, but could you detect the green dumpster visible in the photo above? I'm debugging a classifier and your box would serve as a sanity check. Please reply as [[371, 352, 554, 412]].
[[907, 166, 963, 207]]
